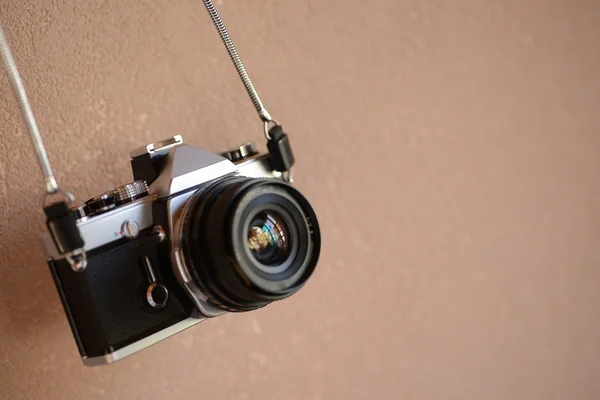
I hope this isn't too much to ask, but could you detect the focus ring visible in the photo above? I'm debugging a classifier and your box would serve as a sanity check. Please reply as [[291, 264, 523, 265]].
[[180, 178, 321, 312]]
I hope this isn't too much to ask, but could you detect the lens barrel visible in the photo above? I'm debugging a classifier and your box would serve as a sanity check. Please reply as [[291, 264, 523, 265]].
[[181, 178, 320, 311]]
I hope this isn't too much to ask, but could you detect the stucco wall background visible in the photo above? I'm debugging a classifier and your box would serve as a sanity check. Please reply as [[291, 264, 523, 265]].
[[1, 1, 599, 399]]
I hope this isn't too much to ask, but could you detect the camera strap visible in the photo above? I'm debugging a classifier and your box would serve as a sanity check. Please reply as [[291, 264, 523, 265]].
[[0, 26, 72, 202], [202, 0, 296, 182], [0, 24, 87, 271]]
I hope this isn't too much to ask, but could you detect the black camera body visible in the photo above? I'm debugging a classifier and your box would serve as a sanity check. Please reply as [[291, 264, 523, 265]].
[[43, 137, 320, 366]]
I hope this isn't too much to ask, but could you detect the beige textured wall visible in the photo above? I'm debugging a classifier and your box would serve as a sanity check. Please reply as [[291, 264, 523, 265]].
[[1, 1, 599, 399]]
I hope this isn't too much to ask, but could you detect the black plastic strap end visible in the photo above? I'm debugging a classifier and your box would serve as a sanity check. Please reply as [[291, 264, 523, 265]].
[[267, 125, 295, 173], [44, 201, 85, 255]]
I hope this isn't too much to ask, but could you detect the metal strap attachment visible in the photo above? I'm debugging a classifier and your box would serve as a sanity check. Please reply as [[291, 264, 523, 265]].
[[1, 23, 86, 271], [201, 0, 280, 140], [0, 25, 72, 200], [201, 0, 295, 180]]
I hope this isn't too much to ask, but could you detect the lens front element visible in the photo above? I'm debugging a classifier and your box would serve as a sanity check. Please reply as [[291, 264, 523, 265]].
[[247, 211, 291, 267]]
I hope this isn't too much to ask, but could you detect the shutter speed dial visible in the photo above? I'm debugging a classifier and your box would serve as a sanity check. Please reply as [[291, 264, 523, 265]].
[[78, 180, 149, 218], [111, 180, 149, 205]]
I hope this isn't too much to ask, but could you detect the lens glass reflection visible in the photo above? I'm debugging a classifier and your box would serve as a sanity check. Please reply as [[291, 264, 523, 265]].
[[247, 211, 291, 266]]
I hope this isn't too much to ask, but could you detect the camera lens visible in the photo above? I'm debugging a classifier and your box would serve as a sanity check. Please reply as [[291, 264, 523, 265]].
[[181, 178, 320, 312]]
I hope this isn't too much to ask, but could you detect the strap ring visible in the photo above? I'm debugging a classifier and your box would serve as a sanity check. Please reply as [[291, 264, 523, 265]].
[[263, 119, 280, 140]]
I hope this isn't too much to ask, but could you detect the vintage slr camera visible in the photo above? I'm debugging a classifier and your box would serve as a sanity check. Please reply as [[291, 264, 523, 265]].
[[42, 136, 321, 366]]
